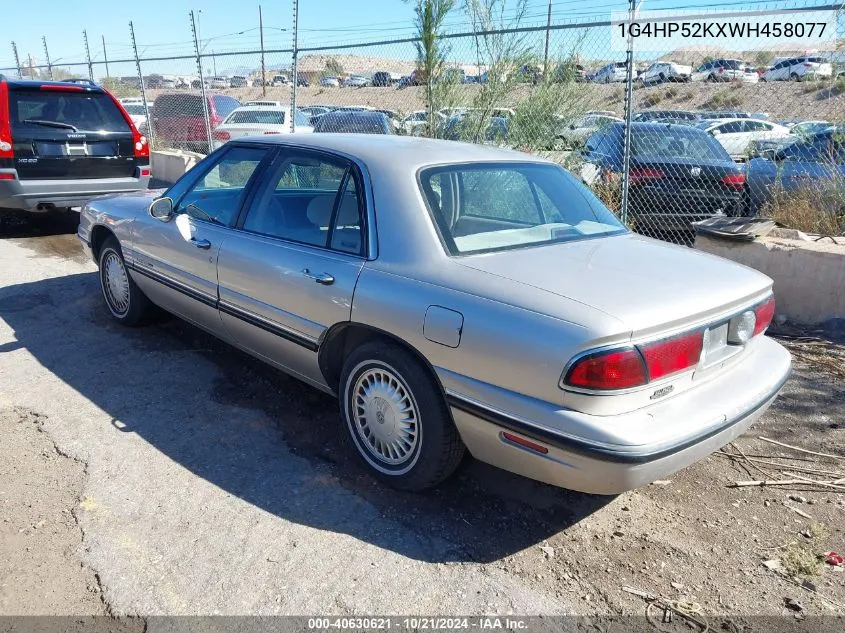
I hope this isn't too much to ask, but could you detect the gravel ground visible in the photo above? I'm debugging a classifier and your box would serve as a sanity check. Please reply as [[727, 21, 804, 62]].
[[0, 209, 843, 623]]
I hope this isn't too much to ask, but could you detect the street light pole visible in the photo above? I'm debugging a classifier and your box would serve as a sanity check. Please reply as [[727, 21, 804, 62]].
[[543, 0, 552, 79], [259, 4, 266, 96]]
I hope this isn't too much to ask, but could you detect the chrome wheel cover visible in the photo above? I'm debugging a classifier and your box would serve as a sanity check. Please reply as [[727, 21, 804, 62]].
[[102, 250, 130, 316], [351, 366, 419, 467]]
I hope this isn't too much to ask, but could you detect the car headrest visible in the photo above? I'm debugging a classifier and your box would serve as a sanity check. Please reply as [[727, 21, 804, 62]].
[[306, 194, 359, 228]]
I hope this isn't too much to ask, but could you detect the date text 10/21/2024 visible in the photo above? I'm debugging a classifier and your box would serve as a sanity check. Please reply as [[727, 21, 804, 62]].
[[306, 617, 530, 630]]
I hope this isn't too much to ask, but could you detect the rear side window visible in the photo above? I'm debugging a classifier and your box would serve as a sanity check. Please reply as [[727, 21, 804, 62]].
[[806, 57, 826, 64], [9, 89, 129, 133]]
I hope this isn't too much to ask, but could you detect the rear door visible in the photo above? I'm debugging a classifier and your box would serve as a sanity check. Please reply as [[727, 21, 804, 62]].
[[9, 85, 136, 180], [217, 149, 368, 387]]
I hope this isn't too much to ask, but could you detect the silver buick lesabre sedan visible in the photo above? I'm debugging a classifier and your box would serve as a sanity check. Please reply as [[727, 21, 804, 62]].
[[78, 135, 791, 494]]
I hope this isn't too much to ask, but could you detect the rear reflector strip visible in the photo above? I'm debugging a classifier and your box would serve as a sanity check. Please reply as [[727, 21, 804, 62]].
[[0, 173, 16, 180], [501, 432, 549, 455], [139, 167, 151, 177]]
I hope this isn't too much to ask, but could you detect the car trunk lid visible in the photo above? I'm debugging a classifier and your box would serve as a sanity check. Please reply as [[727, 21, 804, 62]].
[[9, 85, 137, 180], [453, 232, 771, 336]]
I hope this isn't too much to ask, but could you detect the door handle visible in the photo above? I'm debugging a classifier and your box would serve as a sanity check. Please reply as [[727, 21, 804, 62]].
[[302, 268, 335, 285], [190, 238, 211, 249]]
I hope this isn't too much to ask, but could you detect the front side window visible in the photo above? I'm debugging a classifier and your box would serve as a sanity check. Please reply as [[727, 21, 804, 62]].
[[242, 153, 365, 254], [419, 163, 625, 255], [177, 146, 268, 225]]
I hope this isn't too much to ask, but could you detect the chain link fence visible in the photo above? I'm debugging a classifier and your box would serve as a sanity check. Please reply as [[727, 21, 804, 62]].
[[1, 0, 843, 241]]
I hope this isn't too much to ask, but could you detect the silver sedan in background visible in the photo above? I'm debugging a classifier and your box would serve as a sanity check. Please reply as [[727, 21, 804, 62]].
[[78, 135, 791, 494]]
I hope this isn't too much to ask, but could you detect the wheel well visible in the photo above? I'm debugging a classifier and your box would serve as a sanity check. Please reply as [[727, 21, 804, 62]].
[[89, 225, 116, 261], [318, 323, 445, 397]]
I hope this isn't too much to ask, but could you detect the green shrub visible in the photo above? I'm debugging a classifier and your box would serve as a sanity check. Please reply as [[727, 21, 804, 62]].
[[703, 88, 743, 109]]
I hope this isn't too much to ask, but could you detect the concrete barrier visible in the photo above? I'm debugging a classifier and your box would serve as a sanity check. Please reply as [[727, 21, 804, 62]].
[[150, 150, 205, 184], [695, 230, 845, 325]]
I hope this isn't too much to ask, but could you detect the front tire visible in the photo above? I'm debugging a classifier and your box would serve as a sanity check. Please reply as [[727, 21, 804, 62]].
[[98, 237, 151, 326], [339, 341, 465, 491]]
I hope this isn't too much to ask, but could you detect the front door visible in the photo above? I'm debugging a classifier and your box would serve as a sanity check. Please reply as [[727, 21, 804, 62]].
[[129, 144, 272, 335], [217, 149, 368, 389]]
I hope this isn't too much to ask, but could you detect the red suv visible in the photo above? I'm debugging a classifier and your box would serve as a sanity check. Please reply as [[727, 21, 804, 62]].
[[151, 92, 240, 154], [0, 76, 150, 212]]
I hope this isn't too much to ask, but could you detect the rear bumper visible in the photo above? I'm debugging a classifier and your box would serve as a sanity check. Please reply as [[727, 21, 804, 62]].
[[447, 337, 791, 494], [0, 173, 150, 211], [631, 188, 744, 230]]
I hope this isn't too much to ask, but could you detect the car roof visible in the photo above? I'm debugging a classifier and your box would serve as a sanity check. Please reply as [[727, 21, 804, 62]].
[[1, 77, 106, 93], [232, 134, 547, 168]]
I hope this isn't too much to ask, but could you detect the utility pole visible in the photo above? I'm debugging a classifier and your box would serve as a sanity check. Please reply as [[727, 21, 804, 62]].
[[130, 21, 153, 142], [259, 4, 266, 96], [543, 0, 552, 79], [83, 30, 94, 82], [102, 35, 110, 78], [191, 10, 213, 153], [11, 41, 22, 78], [212, 50, 217, 76], [290, 0, 299, 133], [620, 0, 641, 226], [42, 36, 53, 80]]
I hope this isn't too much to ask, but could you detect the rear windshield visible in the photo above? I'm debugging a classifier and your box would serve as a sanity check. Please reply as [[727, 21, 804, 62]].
[[633, 128, 729, 161], [418, 162, 625, 255], [212, 95, 240, 118], [226, 109, 285, 125], [315, 114, 387, 134], [154, 94, 203, 117], [721, 60, 744, 69], [9, 89, 129, 133]]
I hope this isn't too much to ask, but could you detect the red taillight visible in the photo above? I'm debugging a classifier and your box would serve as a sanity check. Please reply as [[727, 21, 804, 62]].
[[0, 172, 16, 180], [718, 66, 724, 74], [105, 89, 149, 159], [213, 130, 231, 141], [640, 331, 704, 381], [40, 84, 85, 92], [629, 167, 664, 185], [0, 80, 13, 160], [722, 173, 746, 189], [753, 296, 776, 336], [565, 348, 647, 390], [501, 432, 549, 455], [804, 63, 813, 68]]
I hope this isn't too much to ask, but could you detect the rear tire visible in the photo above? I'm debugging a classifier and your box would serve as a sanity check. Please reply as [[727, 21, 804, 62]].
[[339, 341, 465, 491], [98, 237, 151, 326], [791, 72, 800, 82]]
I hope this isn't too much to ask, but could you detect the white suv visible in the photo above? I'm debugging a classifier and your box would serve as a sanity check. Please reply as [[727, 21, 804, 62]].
[[639, 61, 692, 84], [592, 62, 627, 83], [762, 56, 833, 81]]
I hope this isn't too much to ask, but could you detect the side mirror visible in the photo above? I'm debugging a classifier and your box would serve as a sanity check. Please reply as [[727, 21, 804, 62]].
[[149, 197, 174, 221]]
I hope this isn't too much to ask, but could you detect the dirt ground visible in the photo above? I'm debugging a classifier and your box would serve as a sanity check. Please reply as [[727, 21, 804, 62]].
[[0, 209, 843, 623], [145, 81, 845, 122], [0, 406, 107, 615]]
